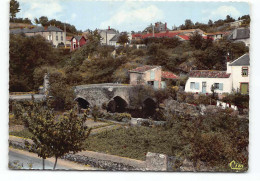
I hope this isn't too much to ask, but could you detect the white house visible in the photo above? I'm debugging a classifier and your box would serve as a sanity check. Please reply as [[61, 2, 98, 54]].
[[227, 54, 250, 94], [185, 70, 232, 94], [185, 54, 250, 94]]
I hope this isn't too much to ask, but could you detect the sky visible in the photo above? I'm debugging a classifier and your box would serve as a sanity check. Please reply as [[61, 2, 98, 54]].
[[16, 0, 250, 32]]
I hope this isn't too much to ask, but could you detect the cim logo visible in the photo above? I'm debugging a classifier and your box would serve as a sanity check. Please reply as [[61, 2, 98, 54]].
[[229, 160, 244, 170]]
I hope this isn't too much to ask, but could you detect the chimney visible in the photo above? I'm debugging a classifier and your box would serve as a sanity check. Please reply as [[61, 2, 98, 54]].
[[108, 26, 110, 30], [44, 26, 48, 30], [165, 23, 167, 30]]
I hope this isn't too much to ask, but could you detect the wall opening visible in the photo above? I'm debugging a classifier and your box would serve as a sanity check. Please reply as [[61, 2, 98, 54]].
[[143, 98, 156, 117], [76, 97, 90, 109], [107, 96, 127, 113]]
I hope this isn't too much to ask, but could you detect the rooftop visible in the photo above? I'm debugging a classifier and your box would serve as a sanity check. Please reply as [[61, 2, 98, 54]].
[[129, 65, 160, 73], [229, 54, 250, 66], [189, 70, 231, 78], [10, 26, 63, 34], [162, 71, 179, 79]]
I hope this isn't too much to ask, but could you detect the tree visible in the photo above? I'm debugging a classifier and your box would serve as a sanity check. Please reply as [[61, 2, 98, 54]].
[[224, 15, 235, 23], [189, 32, 204, 49], [10, 0, 20, 21], [39, 16, 49, 26], [117, 33, 129, 46], [181, 19, 194, 30], [21, 101, 91, 170], [208, 20, 213, 27]]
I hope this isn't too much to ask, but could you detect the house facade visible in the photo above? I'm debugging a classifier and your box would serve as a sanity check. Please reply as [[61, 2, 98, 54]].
[[70, 36, 87, 51], [10, 26, 66, 47], [98, 27, 118, 45], [228, 28, 250, 46], [129, 65, 178, 89], [227, 54, 250, 94], [185, 54, 250, 94]]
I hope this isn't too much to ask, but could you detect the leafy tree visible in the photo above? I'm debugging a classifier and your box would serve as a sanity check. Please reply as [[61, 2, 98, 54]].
[[39, 16, 49, 26], [189, 32, 204, 49], [10, 0, 20, 21], [20, 101, 91, 170], [117, 33, 129, 45], [9, 34, 61, 92], [208, 20, 213, 27], [224, 15, 235, 23]]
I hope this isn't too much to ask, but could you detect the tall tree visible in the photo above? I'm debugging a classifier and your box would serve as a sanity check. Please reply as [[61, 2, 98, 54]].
[[10, 0, 20, 21]]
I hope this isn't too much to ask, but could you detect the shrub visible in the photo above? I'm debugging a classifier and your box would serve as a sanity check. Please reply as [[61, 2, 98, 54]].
[[113, 113, 132, 122]]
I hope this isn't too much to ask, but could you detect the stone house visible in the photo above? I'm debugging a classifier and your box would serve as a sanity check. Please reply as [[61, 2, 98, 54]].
[[10, 26, 66, 47], [129, 65, 178, 89], [228, 27, 250, 46], [185, 54, 250, 94], [70, 35, 87, 51]]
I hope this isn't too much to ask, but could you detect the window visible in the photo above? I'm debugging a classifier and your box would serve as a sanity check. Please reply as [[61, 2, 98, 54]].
[[214, 83, 219, 89], [214, 83, 223, 90], [61, 36, 63, 41], [56, 36, 58, 41], [190, 82, 195, 89], [148, 81, 154, 86], [242, 67, 248, 76]]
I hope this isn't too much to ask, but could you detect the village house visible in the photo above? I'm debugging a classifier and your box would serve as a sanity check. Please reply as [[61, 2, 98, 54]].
[[185, 54, 250, 94], [10, 26, 66, 47], [228, 27, 250, 46], [227, 53, 250, 94], [65, 36, 72, 48], [205, 32, 230, 41], [129, 65, 178, 89], [98, 27, 119, 46], [70, 35, 87, 51]]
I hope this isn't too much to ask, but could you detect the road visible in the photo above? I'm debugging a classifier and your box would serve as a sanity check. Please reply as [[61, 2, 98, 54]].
[[9, 148, 99, 170]]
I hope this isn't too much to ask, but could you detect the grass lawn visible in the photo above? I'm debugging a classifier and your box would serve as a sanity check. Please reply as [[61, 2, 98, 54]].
[[85, 126, 184, 161]]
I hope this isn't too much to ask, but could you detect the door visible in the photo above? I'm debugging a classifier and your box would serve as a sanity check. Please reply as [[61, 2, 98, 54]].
[[241, 83, 249, 94], [202, 82, 207, 93]]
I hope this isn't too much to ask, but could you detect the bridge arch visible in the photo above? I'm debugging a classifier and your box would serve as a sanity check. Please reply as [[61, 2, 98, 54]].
[[75, 97, 90, 109], [143, 98, 157, 117], [107, 96, 128, 113]]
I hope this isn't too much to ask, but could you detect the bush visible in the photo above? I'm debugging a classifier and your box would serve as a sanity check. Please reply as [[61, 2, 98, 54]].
[[113, 113, 132, 122], [222, 93, 249, 109]]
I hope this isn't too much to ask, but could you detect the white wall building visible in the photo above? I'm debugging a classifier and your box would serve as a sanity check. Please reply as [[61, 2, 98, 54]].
[[185, 54, 250, 94]]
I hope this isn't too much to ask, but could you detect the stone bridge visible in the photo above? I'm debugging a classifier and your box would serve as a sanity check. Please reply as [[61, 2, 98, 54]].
[[74, 83, 157, 114]]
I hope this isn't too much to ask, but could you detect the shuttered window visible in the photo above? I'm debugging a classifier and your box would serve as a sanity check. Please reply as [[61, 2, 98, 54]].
[[150, 70, 155, 80], [154, 81, 159, 89]]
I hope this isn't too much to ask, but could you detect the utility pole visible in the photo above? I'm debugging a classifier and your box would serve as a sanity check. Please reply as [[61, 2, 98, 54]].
[[152, 24, 154, 37], [64, 22, 66, 48]]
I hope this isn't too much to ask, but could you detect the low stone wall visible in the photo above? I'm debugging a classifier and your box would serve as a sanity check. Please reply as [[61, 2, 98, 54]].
[[9, 136, 211, 172]]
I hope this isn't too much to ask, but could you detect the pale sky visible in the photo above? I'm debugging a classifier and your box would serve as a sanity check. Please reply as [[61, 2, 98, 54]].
[[16, 0, 250, 32]]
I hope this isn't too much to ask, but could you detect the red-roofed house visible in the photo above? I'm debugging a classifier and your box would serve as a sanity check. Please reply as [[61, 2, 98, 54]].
[[185, 70, 232, 94], [129, 65, 178, 89]]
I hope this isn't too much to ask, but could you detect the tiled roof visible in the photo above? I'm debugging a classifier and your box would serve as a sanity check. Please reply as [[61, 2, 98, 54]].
[[10, 26, 63, 34], [162, 71, 179, 79], [177, 35, 189, 40], [129, 65, 159, 73], [141, 32, 179, 39], [189, 70, 231, 78], [229, 54, 250, 66], [66, 36, 72, 41]]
